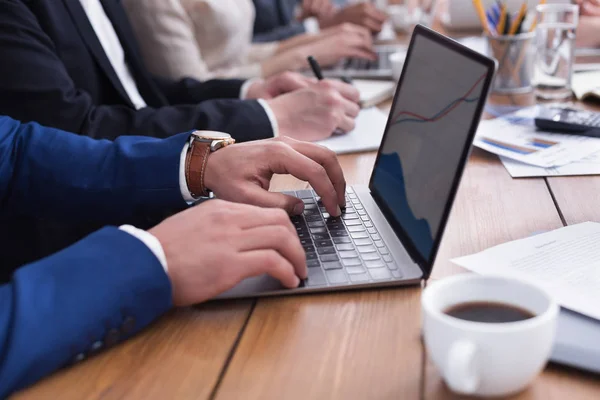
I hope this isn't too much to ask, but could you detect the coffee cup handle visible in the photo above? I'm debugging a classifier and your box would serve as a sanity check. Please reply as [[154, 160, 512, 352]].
[[445, 340, 480, 395]]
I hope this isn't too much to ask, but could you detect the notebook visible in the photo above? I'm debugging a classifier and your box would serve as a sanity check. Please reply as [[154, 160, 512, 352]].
[[572, 70, 600, 102], [354, 80, 396, 108], [315, 107, 388, 154]]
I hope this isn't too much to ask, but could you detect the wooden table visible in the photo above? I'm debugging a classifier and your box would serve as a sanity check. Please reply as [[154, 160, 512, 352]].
[[14, 31, 600, 400]]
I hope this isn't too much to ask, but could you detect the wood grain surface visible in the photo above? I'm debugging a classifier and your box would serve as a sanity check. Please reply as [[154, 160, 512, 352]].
[[12, 13, 600, 400]]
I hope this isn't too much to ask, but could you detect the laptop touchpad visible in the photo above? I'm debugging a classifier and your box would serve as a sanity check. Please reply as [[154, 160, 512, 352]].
[[215, 274, 285, 299]]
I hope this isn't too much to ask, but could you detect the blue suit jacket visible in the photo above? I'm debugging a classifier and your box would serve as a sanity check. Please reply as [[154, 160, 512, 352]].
[[0, 0, 274, 271], [0, 116, 181, 397], [252, 0, 307, 42]]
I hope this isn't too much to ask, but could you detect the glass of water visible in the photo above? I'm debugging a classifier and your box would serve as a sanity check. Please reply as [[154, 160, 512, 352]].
[[534, 4, 579, 100]]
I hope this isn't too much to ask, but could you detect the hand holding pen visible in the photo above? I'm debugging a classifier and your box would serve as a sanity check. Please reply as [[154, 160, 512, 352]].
[[308, 56, 359, 135]]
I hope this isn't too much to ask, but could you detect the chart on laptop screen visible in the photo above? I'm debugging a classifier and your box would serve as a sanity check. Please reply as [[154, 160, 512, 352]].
[[371, 34, 488, 260]]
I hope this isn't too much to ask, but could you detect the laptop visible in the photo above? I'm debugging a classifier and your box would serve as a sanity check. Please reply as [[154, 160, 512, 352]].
[[218, 25, 496, 299], [321, 44, 405, 79]]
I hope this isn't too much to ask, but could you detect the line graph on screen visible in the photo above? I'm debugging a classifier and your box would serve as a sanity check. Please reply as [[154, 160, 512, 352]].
[[390, 72, 487, 126]]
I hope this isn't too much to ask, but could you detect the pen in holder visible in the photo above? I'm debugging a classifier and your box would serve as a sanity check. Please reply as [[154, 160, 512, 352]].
[[487, 32, 536, 94]]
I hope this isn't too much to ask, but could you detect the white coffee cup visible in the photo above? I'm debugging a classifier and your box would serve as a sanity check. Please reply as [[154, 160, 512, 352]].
[[422, 275, 559, 397]]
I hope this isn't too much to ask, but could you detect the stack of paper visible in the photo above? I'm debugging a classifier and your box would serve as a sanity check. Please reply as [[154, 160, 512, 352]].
[[452, 221, 600, 321]]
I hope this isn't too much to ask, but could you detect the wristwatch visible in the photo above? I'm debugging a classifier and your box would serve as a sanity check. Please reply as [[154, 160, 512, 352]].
[[185, 130, 235, 198]]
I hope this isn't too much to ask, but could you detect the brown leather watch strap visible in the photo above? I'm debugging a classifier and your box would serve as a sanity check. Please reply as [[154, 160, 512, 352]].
[[185, 140, 211, 198]]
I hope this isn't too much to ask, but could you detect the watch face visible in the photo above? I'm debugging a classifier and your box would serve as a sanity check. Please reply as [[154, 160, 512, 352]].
[[193, 130, 232, 141]]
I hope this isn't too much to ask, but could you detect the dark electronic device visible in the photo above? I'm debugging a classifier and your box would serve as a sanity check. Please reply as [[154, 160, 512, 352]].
[[534, 106, 600, 138]]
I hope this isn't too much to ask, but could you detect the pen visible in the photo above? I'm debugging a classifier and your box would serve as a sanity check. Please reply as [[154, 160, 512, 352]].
[[509, 2, 527, 35], [497, 4, 507, 35], [308, 56, 324, 80], [472, 0, 491, 34], [529, 0, 547, 33], [307, 56, 348, 134]]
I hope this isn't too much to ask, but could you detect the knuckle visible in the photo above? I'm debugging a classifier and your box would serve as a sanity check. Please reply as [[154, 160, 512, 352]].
[[273, 225, 291, 241], [281, 71, 295, 81], [323, 145, 337, 160], [272, 208, 290, 223], [263, 250, 282, 271], [324, 90, 341, 107], [319, 79, 334, 90], [310, 163, 328, 179], [327, 109, 339, 123], [270, 140, 291, 156]]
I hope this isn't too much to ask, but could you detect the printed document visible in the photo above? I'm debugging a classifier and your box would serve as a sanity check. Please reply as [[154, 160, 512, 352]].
[[500, 151, 600, 177], [474, 118, 600, 168], [452, 222, 600, 321]]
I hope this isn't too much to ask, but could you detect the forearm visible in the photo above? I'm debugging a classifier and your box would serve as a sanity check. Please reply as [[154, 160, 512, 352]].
[[275, 32, 322, 54], [261, 49, 308, 77], [0, 117, 189, 221], [0, 227, 172, 398]]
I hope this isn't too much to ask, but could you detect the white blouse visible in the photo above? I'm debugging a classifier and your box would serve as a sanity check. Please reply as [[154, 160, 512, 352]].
[[123, 0, 278, 81]]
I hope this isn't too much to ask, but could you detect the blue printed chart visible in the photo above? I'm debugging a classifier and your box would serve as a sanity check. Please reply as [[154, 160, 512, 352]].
[[474, 117, 600, 168]]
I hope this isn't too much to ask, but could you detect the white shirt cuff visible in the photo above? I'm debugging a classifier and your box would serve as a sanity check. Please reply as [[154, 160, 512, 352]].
[[303, 17, 320, 34], [177, 100, 278, 203], [119, 225, 168, 273], [257, 98, 279, 137], [240, 78, 262, 99], [179, 142, 196, 202]]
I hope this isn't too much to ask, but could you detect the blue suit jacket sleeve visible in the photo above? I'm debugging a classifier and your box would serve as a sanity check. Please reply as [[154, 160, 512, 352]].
[[0, 0, 273, 142], [0, 116, 189, 222], [0, 227, 173, 398]]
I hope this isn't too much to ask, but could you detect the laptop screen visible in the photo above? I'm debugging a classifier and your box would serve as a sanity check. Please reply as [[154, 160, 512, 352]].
[[369, 28, 493, 268]]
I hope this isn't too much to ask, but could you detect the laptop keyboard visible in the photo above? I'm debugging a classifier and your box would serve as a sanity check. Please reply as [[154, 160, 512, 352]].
[[337, 49, 394, 72], [283, 187, 403, 288]]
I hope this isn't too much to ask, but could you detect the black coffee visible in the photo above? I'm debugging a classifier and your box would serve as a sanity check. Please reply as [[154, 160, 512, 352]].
[[444, 302, 535, 323]]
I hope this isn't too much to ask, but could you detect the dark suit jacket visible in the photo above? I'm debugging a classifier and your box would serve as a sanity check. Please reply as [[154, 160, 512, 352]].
[[0, 0, 275, 269], [0, 115, 181, 397], [0, 0, 273, 142], [252, 0, 306, 42]]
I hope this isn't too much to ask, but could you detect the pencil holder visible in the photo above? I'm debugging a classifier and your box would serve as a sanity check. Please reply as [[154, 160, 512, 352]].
[[487, 32, 536, 94]]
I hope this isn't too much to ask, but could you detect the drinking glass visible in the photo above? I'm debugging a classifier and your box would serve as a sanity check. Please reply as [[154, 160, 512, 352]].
[[534, 4, 579, 100], [408, 0, 438, 28]]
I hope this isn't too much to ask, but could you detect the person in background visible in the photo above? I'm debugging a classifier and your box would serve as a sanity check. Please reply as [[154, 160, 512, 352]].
[[124, 0, 376, 82], [252, 0, 388, 42], [0, 0, 359, 273], [576, 0, 600, 17], [575, 0, 600, 48], [0, 115, 346, 397]]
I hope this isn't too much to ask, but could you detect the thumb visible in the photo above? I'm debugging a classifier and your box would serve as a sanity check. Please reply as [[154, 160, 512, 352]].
[[244, 186, 305, 215]]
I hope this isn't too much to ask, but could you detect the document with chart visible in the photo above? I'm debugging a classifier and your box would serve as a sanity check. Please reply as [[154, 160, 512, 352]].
[[500, 152, 600, 178], [474, 118, 600, 168], [370, 35, 489, 259]]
